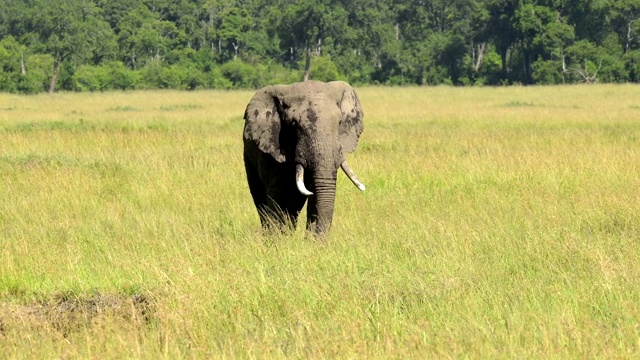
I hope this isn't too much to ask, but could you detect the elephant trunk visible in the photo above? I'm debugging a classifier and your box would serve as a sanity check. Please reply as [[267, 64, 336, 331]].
[[307, 175, 337, 236]]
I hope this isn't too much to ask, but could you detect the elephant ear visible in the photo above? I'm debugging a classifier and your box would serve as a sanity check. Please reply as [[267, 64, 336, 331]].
[[243, 86, 287, 163], [332, 82, 364, 154]]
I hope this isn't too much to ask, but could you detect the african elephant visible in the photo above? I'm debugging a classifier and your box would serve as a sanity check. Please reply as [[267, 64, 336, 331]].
[[243, 80, 365, 236]]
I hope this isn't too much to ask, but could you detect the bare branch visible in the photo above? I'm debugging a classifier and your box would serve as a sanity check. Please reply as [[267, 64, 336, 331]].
[[565, 59, 604, 84]]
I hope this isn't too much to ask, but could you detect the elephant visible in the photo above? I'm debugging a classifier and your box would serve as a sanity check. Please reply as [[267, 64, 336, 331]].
[[242, 80, 365, 236]]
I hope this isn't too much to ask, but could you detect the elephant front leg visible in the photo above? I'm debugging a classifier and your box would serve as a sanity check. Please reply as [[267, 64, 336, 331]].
[[244, 156, 271, 228], [264, 197, 297, 230], [262, 189, 307, 232], [306, 199, 332, 236]]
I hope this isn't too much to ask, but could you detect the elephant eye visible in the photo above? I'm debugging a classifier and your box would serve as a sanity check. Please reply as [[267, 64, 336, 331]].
[[290, 120, 298, 126]]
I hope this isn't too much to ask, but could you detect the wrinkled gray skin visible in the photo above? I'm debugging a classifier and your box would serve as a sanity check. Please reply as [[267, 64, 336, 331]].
[[243, 80, 364, 236]]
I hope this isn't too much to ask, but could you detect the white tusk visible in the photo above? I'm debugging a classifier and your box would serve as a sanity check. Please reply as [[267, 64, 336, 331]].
[[295, 164, 313, 196], [341, 161, 366, 191]]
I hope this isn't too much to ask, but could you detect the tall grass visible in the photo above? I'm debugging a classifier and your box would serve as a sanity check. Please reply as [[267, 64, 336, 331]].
[[1, 85, 639, 358]]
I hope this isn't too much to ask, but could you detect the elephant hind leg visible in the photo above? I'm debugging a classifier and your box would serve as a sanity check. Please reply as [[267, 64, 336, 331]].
[[245, 159, 305, 231]]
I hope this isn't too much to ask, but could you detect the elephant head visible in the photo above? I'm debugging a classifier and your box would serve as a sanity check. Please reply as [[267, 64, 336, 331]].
[[243, 80, 365, 236]]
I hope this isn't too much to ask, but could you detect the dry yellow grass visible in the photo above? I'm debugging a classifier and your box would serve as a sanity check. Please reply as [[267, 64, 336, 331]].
[[1, 84, 639, 358]]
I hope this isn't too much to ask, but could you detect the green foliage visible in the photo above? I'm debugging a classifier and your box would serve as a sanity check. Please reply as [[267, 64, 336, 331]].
[[206, 66, 234, 89], [0, 0, 639, 92], [624, 50, 640, 82], [0, 37, 22, 92], [219, 59, 301, 88], [159, 65, 188, 89], [73, 62, 139, 91], [220, 60, 263, 88], [72, 65, 104, 91], [262, 63, 301, 85], [562, 39, 627, 83], [106, 62, 140, 90], [532, 59, 564, 84], [474, 48, 503, 85], [18, 54, 54, 94], [300, 55, 343, 82]]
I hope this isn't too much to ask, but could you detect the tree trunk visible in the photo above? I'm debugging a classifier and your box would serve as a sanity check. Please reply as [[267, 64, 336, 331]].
[[49, 58, 61, 94], [20, 52, 26, 75], [473, 42, 486, 73], [499, 47, 508, 81], [627, 20, 636, 53], [303, 46, 312, 81]]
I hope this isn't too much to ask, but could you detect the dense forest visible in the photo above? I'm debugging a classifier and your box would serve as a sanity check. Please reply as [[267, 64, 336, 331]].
[[1, 0, 639, 93]]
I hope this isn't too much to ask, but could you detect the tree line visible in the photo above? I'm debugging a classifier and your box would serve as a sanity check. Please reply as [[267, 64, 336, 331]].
[[1, 0, 639, 93]]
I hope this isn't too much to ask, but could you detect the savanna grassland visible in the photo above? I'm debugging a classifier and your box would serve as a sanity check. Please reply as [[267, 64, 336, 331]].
[[1, 85, 639, 358]]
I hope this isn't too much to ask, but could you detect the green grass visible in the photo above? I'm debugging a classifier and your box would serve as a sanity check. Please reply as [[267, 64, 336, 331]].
[[1, 85, 639, 358]]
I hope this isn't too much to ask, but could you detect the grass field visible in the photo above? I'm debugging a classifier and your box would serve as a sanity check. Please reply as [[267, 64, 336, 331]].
[[1, 84, 639, 358]]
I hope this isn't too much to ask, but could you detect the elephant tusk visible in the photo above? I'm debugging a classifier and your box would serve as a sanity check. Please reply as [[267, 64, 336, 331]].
[[295, 164, 314, 196], [341, 161, 366, 191]]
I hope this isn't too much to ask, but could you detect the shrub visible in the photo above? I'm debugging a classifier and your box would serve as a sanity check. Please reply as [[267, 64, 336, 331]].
[[532, 59, 564, 84], [221, 60, 261, 89], [18, 54, 53, 94], [139, 62, 163, 89], [307, 55, 342, 82], [624, 50, 640, 82], [263, 63, 301, 85], [104, 62, 139, 90], [73, 65, 106, 91], [206, 66, 233, 89], [158, 65, 184, 89], [0, 72, 19, 93], [179, 65, 206, 90]]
